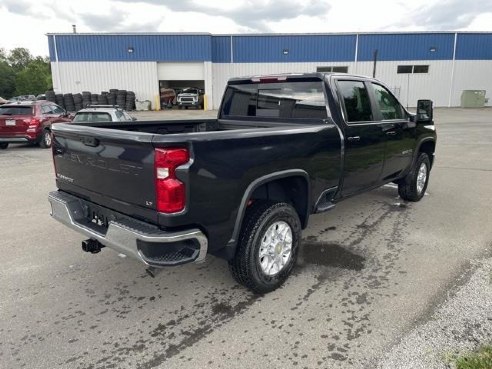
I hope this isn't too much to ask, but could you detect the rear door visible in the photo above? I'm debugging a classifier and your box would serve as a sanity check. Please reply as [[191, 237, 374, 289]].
[[335, 79, 385, 196], [51, 123, 158, 222], [369, 83, 415, 180]]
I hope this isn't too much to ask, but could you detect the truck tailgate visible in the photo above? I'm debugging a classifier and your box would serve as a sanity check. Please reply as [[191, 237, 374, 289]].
[[51, 123, 158, 223]]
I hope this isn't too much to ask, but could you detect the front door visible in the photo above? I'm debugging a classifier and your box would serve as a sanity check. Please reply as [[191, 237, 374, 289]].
[[369, 83, 415, 180], [336, 80, 385, 196]]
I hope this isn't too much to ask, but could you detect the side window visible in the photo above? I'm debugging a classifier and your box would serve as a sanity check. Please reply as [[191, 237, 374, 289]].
[[115, 110, 124, 121], [371, 84, 404, 120], [337, 80, 373, 122], [52, 105, 65, 114], [41, 105, 53, 115]]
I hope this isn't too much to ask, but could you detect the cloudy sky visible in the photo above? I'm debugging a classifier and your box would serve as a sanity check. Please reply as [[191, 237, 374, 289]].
[[1, 0, 492, 56]]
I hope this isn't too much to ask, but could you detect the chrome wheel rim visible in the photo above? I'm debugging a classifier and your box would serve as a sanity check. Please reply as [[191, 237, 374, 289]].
[[416, 163, 427, 194], [44, 131, 52, 146], [259, 221, 293, 276]]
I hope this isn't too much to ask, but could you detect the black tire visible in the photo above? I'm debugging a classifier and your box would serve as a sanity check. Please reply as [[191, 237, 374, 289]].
[[398, 152, 431, 202], [0, 143, 8, 150], [229, 201, 301, 294], [39, 129, 52, 149]]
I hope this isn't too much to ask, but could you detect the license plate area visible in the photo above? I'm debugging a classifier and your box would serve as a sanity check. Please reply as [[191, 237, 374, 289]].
[[81, 203, 118, 232], [6, 119, 16, 126]]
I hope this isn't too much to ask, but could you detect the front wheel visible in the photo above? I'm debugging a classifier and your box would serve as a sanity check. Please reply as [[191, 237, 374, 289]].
[[229, 201, 301, 294], [0, 143, 8, 150], [398, 152, 431, 201], [39, 129, 52, 149]]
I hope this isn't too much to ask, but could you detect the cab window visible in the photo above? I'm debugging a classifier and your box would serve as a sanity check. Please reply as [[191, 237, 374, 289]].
[[371, 83, 404, 120], [337, 80, 373, 122]]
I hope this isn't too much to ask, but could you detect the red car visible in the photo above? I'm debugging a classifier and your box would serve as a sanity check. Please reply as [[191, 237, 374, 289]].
[[0, 101, 71, 149]]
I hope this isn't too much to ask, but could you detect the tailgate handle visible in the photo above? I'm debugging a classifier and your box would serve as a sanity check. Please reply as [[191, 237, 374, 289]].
[[81, 136, 99, 147]]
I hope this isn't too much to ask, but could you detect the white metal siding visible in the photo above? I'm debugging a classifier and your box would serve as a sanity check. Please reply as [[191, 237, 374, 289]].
[[451, 60, 492, 106], [157, 62, 204, 80], [51, 61, 159, 108]]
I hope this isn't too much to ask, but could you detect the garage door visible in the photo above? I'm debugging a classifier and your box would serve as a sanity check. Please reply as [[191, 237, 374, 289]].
[[157, 62, 204, 80]]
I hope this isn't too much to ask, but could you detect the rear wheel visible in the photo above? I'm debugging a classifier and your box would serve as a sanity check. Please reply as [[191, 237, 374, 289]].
[[398, 152, 431, 201], [39, 129, 52, 149], [229, 201, 301, 294], [0, 143, 8, 150]]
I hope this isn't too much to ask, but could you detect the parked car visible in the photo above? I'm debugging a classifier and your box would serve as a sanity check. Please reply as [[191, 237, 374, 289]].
[[48, 73, 436, 293], [176, 87, 204, 109], [0, 101, 71, 149], [160, 88, 176, 109], [72, 105, 136, 123]]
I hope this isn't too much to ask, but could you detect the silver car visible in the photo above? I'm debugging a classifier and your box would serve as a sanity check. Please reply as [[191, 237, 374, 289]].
[[72, 105, 136, 123]]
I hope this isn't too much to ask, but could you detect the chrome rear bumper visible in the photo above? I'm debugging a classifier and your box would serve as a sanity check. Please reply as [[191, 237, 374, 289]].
[[48, 191, 208, 267]]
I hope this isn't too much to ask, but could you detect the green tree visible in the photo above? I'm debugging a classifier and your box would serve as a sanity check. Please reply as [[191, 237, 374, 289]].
[[15, 57, 52, 95], [8, 47, 33, 72], [0, 61, 16, 98]]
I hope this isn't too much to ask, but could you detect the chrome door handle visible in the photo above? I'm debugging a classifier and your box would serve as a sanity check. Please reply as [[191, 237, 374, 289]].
[[347, 136, 360, 142], [386, 131, 397, 136]]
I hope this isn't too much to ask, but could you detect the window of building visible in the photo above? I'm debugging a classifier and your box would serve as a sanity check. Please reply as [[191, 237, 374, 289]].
[[413, 65, 429, 73], [317, 66, 349, 73], [397, 65, 429, 74], [337, 80, 373, 122]]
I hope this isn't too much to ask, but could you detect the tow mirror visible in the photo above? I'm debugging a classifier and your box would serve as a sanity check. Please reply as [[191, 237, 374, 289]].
[[416, 99, 433, 122]]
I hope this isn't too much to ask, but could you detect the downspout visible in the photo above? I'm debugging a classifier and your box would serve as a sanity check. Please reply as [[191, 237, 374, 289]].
[[354, 33, 359, 74], [448, 32, 458, 107]]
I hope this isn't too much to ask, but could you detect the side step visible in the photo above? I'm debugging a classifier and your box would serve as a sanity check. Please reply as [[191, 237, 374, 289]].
[[315, 201, 336, 213]]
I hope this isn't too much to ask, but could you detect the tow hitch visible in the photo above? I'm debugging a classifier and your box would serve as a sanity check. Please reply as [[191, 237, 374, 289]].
[[82, 238, 105, 254]]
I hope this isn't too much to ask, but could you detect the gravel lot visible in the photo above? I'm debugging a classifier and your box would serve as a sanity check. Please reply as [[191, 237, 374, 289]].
[[1, 108, 491, 369]]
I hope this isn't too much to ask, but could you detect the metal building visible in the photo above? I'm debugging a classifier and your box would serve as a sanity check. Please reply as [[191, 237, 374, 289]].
[[47, 32, 492, 110]]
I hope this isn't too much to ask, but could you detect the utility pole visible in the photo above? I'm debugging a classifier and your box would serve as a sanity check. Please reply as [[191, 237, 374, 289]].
[[372, 49, 378, 78]]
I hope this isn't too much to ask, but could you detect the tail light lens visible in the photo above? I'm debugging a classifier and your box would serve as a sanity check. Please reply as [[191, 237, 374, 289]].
[[155, 148, 190, 213]]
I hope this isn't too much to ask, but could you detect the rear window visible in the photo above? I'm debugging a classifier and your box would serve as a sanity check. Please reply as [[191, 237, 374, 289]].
[[73, 112, 112, 123], [0, 106, 33, 116], [221, 80, 327, 120]]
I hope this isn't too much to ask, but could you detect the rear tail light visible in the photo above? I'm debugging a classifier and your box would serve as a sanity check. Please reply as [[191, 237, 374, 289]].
[[25, 118, 41, 132], [155, 148, 190, 213]]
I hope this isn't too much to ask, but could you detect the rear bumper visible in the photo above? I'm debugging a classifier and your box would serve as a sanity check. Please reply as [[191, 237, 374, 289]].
[[48, 191, 208, 267], [0, 137, 30, 143]]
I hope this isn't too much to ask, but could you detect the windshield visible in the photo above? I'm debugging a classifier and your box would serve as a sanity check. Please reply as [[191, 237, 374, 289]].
[[0, 106, 33, 116], [221, 80, 327, 120], [73, 112, 112, 123]]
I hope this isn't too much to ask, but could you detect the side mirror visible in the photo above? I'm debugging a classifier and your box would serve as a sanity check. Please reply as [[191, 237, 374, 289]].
[[416, 99, 433, 122]]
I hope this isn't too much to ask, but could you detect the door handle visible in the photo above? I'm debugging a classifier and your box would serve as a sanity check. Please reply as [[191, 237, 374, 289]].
[[347, 136, 360, 142], [386, 131, 397, 136]]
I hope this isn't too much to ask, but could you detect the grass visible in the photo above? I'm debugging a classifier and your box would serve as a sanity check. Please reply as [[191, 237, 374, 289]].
[[455, 346, 492, 369]]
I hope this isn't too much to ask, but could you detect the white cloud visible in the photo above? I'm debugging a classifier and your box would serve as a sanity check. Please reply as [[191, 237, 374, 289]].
[[0, 0, 491, 57]]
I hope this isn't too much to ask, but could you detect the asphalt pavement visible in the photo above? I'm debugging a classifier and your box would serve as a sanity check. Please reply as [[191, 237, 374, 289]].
[[1, 108, 491, 369]]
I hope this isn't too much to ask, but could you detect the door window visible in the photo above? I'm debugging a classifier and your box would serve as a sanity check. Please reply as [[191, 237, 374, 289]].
[[371, 83, 404, 120], [337, 80, 373, 122], [51, 105, 65, 114], [41, 105, 53, 115]]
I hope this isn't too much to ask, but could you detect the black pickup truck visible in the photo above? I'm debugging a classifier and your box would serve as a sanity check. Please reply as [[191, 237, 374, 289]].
[[48, 73, 436, 293]]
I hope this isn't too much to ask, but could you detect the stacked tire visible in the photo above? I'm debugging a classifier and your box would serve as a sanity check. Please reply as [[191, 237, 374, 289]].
[[108, 89, 117, 106], [116, 90, 126, 109], [91, 94, 99, 106], [73, 93, 83, 111], [126, 91, 136, 111], [46, 91, 56, 103], [82, 91, 91, 108], [98, 92, 108, 105], [55, 94, 65, 109], [64, 93, 75, 112]]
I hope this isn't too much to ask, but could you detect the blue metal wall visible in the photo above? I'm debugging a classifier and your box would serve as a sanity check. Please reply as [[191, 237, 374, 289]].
[[357, 33, 455, 61], [48, 34, 212, 62], [456, 33, 492, 60], [48, 32, 492, 63], [232, 35, 356, 62]]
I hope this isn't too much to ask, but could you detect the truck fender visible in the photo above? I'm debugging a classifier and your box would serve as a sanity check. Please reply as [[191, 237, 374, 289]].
[[226, 169, 310, 250]]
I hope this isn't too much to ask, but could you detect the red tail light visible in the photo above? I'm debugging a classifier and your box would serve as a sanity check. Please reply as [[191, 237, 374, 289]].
[[29, 118, 41, 126], [155, 148, 190, 213]]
